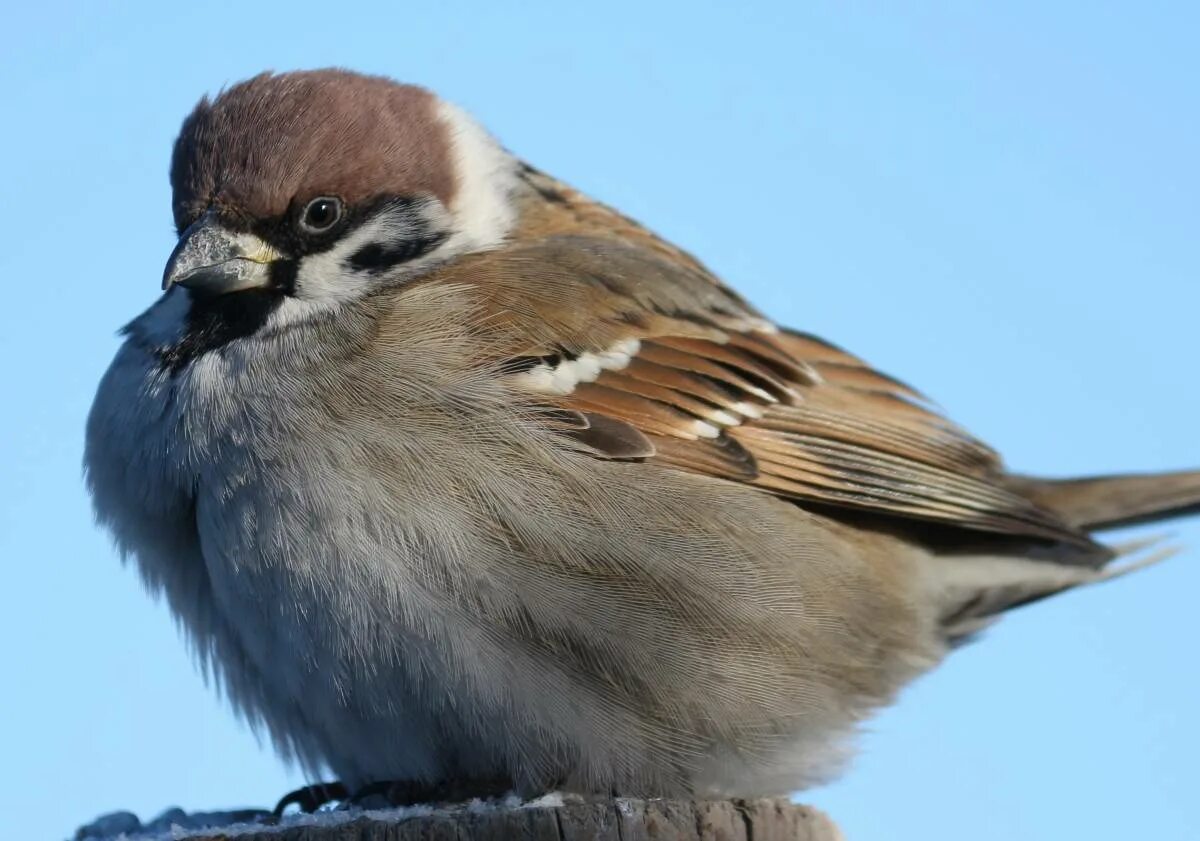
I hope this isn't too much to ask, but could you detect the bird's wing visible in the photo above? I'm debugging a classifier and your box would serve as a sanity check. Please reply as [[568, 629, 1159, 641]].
[[434, 167, 1095, 550]]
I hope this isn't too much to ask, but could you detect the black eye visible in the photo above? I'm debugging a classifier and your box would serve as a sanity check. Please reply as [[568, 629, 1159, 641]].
[[299, 196, 343, 234]]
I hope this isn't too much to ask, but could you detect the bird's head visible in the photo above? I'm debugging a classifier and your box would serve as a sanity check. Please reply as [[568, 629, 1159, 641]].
[[155, 69, 518, 351]]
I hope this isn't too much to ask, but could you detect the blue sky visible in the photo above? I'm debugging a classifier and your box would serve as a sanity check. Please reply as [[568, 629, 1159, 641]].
[[3, 3, 1197, 840]]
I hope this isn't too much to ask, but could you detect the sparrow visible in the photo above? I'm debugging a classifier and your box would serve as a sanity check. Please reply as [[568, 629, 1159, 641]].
[[85, 69, 1200, 804]]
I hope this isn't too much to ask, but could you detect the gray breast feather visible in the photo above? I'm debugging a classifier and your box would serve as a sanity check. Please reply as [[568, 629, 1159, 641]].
[[84, 286, 941, 795]]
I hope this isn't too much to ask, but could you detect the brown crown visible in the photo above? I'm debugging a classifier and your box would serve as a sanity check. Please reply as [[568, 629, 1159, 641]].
[[169, 69, 456, 232]]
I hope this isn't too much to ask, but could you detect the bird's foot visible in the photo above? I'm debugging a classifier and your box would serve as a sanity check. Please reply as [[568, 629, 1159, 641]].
[[272, 781, 349, 816], [273, 777, 515, 815]]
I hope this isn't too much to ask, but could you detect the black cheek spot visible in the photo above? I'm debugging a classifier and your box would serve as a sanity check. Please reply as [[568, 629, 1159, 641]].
[[349, 242, 387, 270], [348, 232, 449, 275]]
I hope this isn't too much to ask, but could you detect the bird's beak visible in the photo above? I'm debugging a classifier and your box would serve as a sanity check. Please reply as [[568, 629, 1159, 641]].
[[162, 212, 283, 294]]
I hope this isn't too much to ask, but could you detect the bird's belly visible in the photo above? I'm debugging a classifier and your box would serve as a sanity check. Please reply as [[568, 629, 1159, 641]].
[[194, 519, 488, 786], [193, 451, 941, 795]]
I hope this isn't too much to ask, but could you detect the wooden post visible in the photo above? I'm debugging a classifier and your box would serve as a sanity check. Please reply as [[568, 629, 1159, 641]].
[[156, 798, 841, 841]]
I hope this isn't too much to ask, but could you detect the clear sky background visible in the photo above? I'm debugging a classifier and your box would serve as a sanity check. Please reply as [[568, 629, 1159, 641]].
[[2, 3, 1197, 840]]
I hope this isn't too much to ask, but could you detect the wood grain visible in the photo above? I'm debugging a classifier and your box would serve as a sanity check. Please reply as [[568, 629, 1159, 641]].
[[182, 798, 840, 841]]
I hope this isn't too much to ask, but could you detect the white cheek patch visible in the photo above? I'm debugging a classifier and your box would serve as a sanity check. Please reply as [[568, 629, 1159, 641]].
[[436, 100, 520, 252], [272, 100, 519, 315], [263, 295, 334, 333], [513, 339, 641, 396], [293, 210, 429, 303]]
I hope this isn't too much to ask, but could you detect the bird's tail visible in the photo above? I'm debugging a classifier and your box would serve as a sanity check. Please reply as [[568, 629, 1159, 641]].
[[936, 469, 1200, 642], [1006, 469, 1200, 531]]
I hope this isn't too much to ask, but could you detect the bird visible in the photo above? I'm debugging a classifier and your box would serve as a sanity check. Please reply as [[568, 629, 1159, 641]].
[[85, 68, 1199, 808]]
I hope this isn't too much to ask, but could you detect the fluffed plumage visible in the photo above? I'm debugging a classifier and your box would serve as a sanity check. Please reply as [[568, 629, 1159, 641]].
[[85, 69, 1198, 800]]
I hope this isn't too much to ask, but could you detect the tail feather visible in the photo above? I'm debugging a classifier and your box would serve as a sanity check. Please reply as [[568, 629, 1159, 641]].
[[1008, 470, 1200, 531], [931, 469, 1198, 643], [937, 538, 1180, 643]]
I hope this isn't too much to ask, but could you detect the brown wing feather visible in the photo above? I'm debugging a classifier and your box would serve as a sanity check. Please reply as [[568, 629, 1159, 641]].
[[442, 167, 1095, 549], [565, 412, 657, 460]]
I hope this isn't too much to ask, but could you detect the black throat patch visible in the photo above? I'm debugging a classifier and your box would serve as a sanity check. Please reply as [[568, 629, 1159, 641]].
[[146, 259, 297, 374], [152, 288, 284, 374]]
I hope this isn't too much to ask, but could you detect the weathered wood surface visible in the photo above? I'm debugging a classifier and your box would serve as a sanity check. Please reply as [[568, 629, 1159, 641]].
[[183, 798, 840, 841]]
